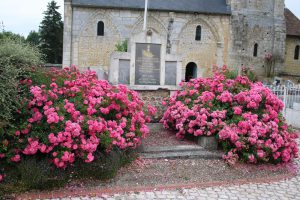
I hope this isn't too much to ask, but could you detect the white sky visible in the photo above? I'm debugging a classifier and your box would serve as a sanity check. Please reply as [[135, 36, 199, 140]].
[[0, 0, 299, 37], [0, 0, 64, 37]]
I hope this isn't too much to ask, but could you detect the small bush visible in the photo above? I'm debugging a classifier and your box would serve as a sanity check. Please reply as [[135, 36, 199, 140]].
[[115, 39, 128, 52], [74, 149, 136, 180], [225, 65, 257, 82], [0, 149, 136, 197], [17, 158, 68, 190], [0, 159, 67, 198]]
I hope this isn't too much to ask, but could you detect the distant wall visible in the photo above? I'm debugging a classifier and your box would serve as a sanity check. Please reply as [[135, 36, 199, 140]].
[[283, 37, 300, 76]]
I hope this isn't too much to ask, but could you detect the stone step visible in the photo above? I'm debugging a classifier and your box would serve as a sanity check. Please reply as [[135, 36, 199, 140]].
[[142, 123, 222, 159], [147, 123, 166, 132], [142, 145, 203, 153], [140, 149, 222, 160]]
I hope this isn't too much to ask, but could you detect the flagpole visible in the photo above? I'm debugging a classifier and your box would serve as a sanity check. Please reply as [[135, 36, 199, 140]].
[[143, 0, 148, 31]]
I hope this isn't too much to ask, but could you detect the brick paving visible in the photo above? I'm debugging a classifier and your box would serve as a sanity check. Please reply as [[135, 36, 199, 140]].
[[45, 140, 300, 200]]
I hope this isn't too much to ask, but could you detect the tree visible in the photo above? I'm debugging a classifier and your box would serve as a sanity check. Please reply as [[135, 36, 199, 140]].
[[26, 30, 40, 46], [39, 0, 63, 64], [0, 38, 42, 127], [0, 31, 26, 43]]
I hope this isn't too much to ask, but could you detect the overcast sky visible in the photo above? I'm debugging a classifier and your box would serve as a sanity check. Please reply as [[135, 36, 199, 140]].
[[0, 0, 299, 37]]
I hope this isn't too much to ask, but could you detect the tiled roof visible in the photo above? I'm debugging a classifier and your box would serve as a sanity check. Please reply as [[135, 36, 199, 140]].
[[285, 8, 300, 37], [71, 0, 231, 15]]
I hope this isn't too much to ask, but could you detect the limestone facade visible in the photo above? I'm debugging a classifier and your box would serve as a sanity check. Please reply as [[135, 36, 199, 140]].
[[282, 8, 300, 78], [283, 37, 300, 77], [63, 0, 294, 82]]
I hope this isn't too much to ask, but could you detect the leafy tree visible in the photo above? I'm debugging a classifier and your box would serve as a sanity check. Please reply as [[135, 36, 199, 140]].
[[39, 0, 63, 64], [0, 38, 42, 128], [0, 31, 26, 42], [26, 30, 40, 46]]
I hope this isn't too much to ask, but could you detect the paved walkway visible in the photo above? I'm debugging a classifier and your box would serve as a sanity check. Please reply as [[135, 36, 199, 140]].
[[48, 141, 300, 200]]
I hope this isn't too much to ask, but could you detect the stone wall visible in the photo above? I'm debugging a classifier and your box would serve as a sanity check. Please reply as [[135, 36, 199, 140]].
[[177, 14, 230, 77], [64, 6, 231, 79], [137, 90, 170, 122], [283, 37, 300, 76], [228, 0, 286, 77], [63, 0, 287, 79]]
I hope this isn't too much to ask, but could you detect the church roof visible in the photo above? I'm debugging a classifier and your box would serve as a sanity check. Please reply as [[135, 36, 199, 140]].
[[71, 0, 231, 15], [285, 8, 300, 37]]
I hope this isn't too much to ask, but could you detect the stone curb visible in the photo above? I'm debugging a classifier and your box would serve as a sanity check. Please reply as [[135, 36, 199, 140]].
[[16, 173, 295, 200]]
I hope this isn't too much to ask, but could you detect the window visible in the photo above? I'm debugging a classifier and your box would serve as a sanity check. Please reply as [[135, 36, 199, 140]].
[[97, 21, 104, 36], [294, 45, 300, 60], [195, 25, 201, 41], [253, 43, 258, 57]]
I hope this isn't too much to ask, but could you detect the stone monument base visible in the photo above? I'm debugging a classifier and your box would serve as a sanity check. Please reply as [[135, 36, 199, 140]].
[[197, 136, 218, 151], [137, 89, 170, 122]]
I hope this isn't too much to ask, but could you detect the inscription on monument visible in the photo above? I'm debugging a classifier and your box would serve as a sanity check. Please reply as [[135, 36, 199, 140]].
[[135, 43, 161, 85]]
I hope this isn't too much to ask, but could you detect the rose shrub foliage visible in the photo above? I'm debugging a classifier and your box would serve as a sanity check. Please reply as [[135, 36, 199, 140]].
[[0, 67, 155, 181], [161, 66, 298, 164]]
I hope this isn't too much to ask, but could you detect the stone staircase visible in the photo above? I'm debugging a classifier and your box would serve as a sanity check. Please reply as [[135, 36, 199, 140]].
[[139, 123, 223, 160]]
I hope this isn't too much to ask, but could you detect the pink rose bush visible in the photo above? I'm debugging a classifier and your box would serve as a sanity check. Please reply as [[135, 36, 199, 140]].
[[0, 67, 155, 181], [161, 66, 298, 164]]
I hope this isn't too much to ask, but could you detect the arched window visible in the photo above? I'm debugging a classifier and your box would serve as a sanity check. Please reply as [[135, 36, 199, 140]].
[[253, 43, 258, 57], [294, 45, 300, 60], [97, 21, 104, 36], [195, 25, 202, 41], [185, 62, 197, 82]]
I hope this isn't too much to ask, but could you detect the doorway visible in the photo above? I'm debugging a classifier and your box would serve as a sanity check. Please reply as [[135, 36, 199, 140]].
[[185, 62, 197, 82]]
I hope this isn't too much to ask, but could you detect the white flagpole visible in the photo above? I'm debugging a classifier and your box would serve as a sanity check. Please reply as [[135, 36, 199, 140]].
[[143, 0, 148, 31]]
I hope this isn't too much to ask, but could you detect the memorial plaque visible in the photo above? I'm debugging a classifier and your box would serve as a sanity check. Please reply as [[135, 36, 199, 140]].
[[135, 43, 161, 85], [118, 59, 130, 84], [165, 61, 177, 85]]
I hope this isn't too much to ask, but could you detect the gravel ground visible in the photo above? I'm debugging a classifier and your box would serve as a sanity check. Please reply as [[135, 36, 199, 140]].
[[65, 157, 293, 190]]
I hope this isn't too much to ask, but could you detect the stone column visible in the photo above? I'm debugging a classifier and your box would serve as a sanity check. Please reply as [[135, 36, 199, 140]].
[[62, 0, 73, 68]]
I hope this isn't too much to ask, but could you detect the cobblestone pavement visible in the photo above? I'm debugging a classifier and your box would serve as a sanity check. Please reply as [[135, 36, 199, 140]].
[[51, 141, 300, 200]]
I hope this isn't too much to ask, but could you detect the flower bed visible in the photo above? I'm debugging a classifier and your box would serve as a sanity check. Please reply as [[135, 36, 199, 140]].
[[161, 66, 298, 164], [0, 67, 155, 183]]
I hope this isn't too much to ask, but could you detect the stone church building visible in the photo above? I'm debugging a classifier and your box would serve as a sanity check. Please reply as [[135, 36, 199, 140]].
[[63, 0, 300, 88]]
